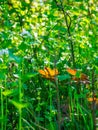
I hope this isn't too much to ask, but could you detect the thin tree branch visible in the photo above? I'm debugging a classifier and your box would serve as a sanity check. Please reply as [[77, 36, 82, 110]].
[[54, 0, 75, 67]]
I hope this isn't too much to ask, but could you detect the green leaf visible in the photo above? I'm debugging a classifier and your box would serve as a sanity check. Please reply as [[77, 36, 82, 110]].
[[22, 72, 38, 82], [9, 99, 28, 109], [58, 74, 71, 81], [0, 72, 5, 80], [9, 50, 23, 63], [2, 88, 18, 96]]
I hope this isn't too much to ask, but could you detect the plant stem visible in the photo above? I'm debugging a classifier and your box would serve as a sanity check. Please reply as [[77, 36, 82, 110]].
[[19, 72, 22, 130], [48, 81, 54, 130], [0, 84, 4, 130], [4, 76, 7, 130], [92, 68, 96, 130], [19, 108, 22, 130], [4, 98, 7, 130], [55, 78, 61, 130]]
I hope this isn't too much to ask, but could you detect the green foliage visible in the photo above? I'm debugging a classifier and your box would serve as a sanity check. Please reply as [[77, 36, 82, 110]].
[[0, 0, 98, 130]]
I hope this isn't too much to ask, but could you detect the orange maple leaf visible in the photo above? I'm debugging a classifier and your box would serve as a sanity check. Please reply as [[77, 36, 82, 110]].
[[66, 68, 77, 76], [87, 97, 98, 102], [66, 68, 89, 84], [38, 67, 58, 80]]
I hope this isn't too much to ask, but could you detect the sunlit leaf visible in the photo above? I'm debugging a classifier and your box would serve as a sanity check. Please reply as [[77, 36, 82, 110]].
[[9, 99, 28, 109], [2, 88, 18, 96]]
